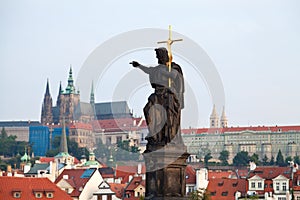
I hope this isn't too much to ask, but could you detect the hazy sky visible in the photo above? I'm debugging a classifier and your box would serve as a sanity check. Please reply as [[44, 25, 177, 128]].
[[1, 0, 300, 128]]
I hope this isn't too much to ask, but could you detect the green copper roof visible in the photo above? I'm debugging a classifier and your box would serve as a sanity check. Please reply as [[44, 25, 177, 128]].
[[84, 160, 100, 166], [21, 152, 30, 162], [54, 152, 71, 158]]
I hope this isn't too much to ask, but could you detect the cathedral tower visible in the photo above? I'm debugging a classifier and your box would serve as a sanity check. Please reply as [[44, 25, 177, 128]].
[[41, 79, 53, 125], [220, 106, 228, 128], [210, 104, 219, 128], [58, 67, 80, 124]]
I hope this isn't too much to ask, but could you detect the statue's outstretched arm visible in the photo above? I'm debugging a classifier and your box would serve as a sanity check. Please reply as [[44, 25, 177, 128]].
[[130, 61, 151, 74]]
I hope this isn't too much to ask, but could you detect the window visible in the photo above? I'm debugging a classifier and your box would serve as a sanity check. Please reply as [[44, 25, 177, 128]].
[[258, 182, 262, 188], [117, 136, 122, 143], [46, 192, 53, 198], [221, 191, 228, 196], [210, 192, 216, 196], [282, 182, 287, 191], [276, 182, 280, 191], [35, 192, 42, 198], [13, 192, 21, 198], [278, 198, 286, 200], [251, 182, 255, 189]]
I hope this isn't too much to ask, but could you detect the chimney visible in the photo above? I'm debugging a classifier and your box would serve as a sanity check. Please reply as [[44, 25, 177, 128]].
[[137, 163, 142, 175]]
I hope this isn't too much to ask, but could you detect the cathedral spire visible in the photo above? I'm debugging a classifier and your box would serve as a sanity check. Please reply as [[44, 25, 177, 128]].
[[220, 106, 228, 128], [90, 81, 95, 105], [59, 118, 68, 153], [56, 81, 63, 106], [45, 78, 50, 95], [65, 66, 76, 94], [41, 79, 53, 125], [210, 104, 219, 128]]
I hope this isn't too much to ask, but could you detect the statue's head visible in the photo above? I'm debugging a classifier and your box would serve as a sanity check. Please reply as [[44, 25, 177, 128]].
[[155, 47, 169, 65]]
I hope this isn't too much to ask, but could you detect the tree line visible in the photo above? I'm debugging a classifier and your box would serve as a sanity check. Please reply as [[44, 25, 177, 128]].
[[201, 149, 300, 167]]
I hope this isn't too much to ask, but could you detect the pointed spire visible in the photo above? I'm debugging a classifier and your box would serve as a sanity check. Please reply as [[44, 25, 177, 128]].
[[65, 65, 76, 94], [221, 106, 227, 120], [59, 118, 68, 153], [56, 82, 63, 106], [210, 104, 219, 128], [45, 79, 50, 95], [210, 104, 218, 118], [58, 81, 63, 94], [90, 81, 95, 104], [220, 106, 228, 128]]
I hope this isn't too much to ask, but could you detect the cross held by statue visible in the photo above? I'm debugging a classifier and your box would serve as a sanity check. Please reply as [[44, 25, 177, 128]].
[[157, 25, 183, 87]]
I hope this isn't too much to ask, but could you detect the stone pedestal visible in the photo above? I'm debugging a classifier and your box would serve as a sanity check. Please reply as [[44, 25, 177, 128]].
[[144, 144, 190, 200]]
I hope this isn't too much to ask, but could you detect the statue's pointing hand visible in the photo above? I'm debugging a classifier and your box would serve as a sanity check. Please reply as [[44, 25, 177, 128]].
[[129, 61, 140, 67]]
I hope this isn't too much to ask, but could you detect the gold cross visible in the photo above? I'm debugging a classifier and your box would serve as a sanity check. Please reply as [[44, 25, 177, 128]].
[[157, 25, 183, 87]]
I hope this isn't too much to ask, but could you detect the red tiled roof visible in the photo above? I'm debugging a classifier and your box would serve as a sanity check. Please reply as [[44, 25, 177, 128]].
[[0, 176, 73, 200], [55, 168, 96, 197], [109, 183, 126, 199], [69, 122, 93, 130], [92, 118, 147, 133], [207, 178, 247, 200], [39, 157, 55, 163], [186, 165, 196, 184], [115, 165, 145, 184], [209, 171, 235, 179], [125, 176, 144, 191], [39, 157, 80, 164], [182, 125, 300, 135], [248, 166, 291, 179]]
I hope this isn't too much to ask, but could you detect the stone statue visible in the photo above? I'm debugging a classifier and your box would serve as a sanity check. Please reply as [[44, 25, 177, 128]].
[[130, 47, 184, 148]]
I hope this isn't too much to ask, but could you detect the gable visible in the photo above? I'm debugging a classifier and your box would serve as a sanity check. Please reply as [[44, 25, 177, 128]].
[[273, 174, 289, 181], [249, 175, 264, 180]]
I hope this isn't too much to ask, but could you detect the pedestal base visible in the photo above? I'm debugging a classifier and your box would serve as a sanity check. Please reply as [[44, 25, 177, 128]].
[[143, 144, 190, 199]]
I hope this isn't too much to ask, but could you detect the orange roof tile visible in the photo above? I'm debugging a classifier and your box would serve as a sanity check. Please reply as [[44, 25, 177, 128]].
[[186, 165, 196, 184], [109, 183, 126, 199], [92, 118, 147, 133], [55, 168, 96, 197], [207, 178, 247, 200], [0, 176, 73, 200]]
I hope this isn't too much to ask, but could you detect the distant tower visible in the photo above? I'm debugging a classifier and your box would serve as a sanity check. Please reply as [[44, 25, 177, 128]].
[[58, 67, 80, 124], [90, 81, 95, 105], [210, 104, 219, 128], [220, 106, 228, 128], [59, 118, 68, 153], [56, 81, 63, 107], [41, 79, 53, 125]]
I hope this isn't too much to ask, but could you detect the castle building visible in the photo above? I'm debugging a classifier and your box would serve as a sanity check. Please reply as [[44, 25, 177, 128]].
[[41, 67, 133, 125], [182, 125, 300, 164]]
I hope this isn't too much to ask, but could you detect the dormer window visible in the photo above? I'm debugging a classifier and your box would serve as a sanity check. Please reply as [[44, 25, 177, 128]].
[[46, 192, 54, 198], [13, 191, 21, 198], [35, 192, 43, 198]]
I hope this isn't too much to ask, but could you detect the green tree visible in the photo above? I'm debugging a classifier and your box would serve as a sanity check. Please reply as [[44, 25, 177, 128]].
[[250, 153, 260, 165], [204, 152, 212, 166], [0, 127, 28, 157], [285, 156, 293, 166], [45, 136, 88, 160], [233, 151, 249, 166], [219, 150, 229, 166], [294, 155, 300, 165], [188, 189, 211, 200], [262, 155, 268, 166], [276, 150, 285, 167], [115, 140, 140, 161], [269, 155, 275, 165]]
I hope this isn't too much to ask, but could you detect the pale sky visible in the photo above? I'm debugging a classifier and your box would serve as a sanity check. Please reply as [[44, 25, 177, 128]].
[[1, 0, 300, 128]]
